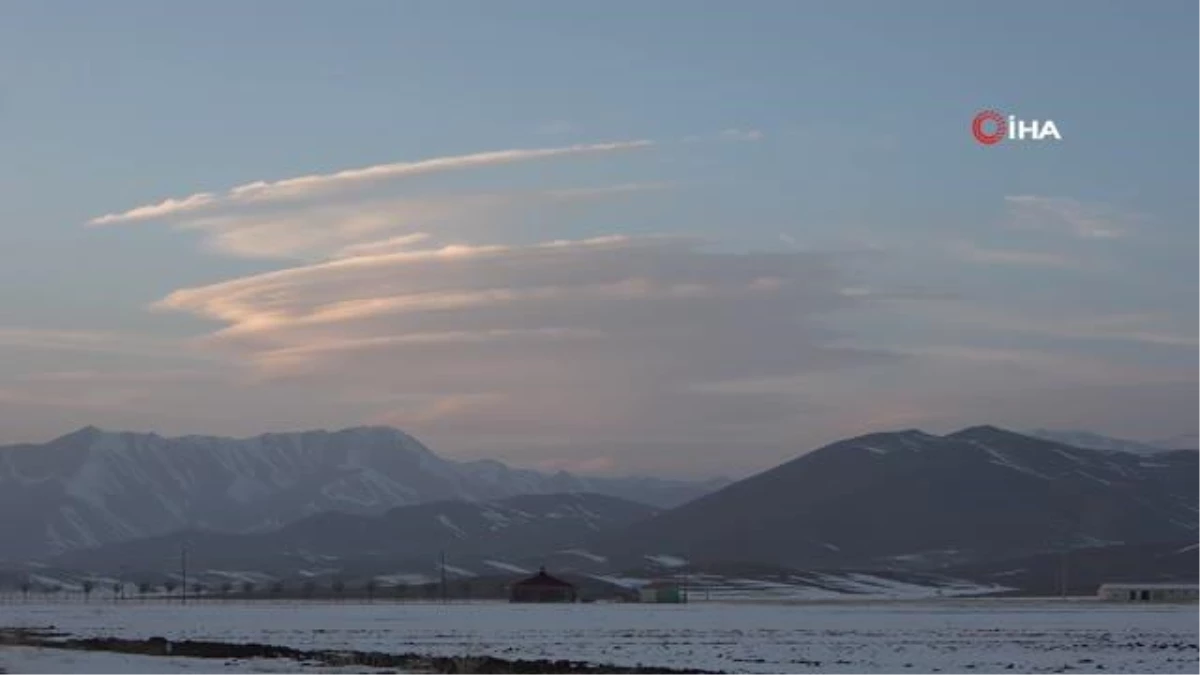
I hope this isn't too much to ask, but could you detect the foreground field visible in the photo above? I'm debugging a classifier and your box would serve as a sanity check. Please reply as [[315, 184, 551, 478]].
[[2, 599, 1197, 673]]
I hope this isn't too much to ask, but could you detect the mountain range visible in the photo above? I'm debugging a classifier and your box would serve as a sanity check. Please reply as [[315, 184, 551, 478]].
[[0, 426, 724, 560], [3, 424, 1196, 597], [44, 492, 658, 581]]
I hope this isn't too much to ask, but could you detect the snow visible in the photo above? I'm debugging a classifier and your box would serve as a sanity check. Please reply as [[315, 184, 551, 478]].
[[479, 509, 510, 526], [966, 440, 1052, 480], [817, 573, 1002, 599], [645, 554, 688, 568], [204, 569, 277, 585], [1176, 543, 1199, 554], [373, 573, 432, 586], [482, 560, 530, 574], [0, 645, 360, 674], [439, 564, 476, 578], [1, 600, 1196, 674], [588, 574, 651, 589], [436, 514, 467, 539], [1075, 470, 1112, 486], [3, 427, 714, 559], [677, 573, 1007, 602], [226, 474, 273, 504], [558, 548, 608, 563]]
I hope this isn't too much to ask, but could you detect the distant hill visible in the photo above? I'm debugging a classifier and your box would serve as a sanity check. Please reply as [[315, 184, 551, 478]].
[[598, 426, 1198, 570], [44, 492, 657, 579], [942, 540, 1199, 596], [0, 426, 726, 560], [10, 424, 1195, 599]]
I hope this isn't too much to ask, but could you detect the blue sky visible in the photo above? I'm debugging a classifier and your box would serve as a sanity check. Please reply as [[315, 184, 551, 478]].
[[0, 1, 1195, 476]]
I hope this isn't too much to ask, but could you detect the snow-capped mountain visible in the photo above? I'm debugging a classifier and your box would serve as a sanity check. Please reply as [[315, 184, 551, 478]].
[[1024, 429, 1174, 455], [600, 426, 1199, 569], [0, 426, 724, 560]]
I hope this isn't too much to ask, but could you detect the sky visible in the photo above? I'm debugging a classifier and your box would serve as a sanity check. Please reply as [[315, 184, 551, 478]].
[[0, 1, 1196, 478]]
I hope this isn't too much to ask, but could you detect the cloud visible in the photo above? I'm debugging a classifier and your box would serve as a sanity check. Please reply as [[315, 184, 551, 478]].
[[947, 240, 1080, 269], [51, 136, 1190, 474], [1004, 195, 1129, 239], [151, 233, 892, 453], [88, 140, 654, 226], [101, 182, 668, 261]]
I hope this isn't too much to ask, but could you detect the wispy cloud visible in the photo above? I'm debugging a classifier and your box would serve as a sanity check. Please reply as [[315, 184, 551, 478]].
[[97, 181, 668, 260], [151, 232, 890, 450], [88, 140, 654, 226], [1004, 195, 1129, 239]]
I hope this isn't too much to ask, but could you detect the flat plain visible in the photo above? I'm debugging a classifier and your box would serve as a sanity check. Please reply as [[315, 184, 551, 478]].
[[2, 598, 1197, 673]]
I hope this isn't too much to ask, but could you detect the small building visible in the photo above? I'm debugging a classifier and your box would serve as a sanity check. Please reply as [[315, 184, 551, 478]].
[[509, 567, 577, 603], [1097, 582, 1199, 603], [638, 580, 687, 604]]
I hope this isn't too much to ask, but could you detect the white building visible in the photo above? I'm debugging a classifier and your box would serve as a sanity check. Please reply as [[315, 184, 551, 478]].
[[1097, 582, 1199, 603]]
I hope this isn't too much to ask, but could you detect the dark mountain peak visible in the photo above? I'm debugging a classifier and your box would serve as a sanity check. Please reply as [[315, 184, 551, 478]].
[[948, 424, 1024, 441], [52, 425, 109, 445], [809, 428, 942, 457], [608, 424, 1197, 573]]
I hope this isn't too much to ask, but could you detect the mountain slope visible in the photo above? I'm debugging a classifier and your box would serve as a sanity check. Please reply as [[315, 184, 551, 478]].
[[942, 539, 1199, 596], [1024, 429, 1172, 455], [0, 426, 723, 560], [1149, 433, 1200, 451], [600, 426, 1199, 569], [43, 492, 657, 579]]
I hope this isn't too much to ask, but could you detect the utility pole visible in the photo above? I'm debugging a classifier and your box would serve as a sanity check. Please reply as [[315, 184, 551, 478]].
[[439, 551, 447, 604], [1060, 548, 1069, 600], [181, 543, 188, 606]]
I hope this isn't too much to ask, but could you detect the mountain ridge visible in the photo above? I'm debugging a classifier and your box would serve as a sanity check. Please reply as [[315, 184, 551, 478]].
[[1023, 428, 1185, 455], [597, 425, 1199, 570], [0, 425, 726, 560]]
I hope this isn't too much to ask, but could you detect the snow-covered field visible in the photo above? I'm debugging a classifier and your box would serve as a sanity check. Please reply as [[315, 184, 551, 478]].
[[0, 646, 389, 674], [2, 599, 1197, 673]]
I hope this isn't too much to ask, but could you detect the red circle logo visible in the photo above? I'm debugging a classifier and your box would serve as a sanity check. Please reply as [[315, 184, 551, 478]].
[[972, 110, 1006, 145]]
